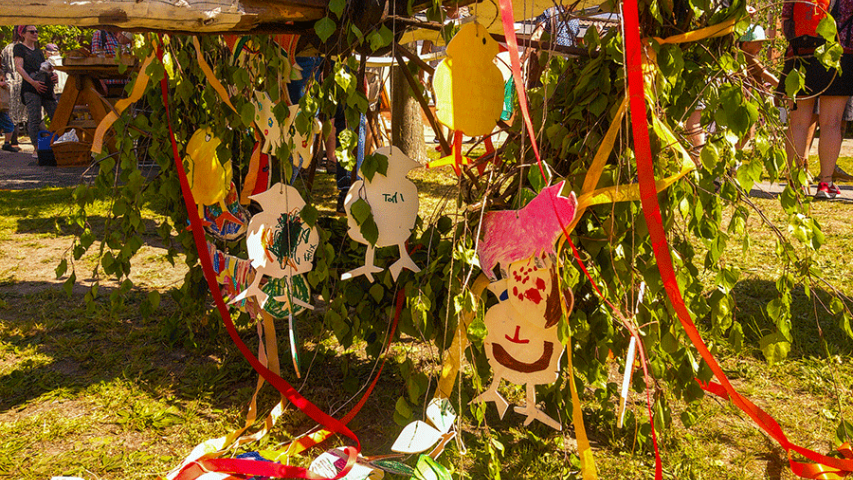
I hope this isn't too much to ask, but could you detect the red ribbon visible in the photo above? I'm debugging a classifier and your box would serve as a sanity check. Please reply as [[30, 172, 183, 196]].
[[154, 39, 360, 480], [497, 0, 545, 180], [621, 3, 853, 478]]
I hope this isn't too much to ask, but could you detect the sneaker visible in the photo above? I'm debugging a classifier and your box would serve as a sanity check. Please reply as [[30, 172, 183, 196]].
[[32, 150, 38, 159], [814, 181, 837, 200], [2, 143, 18, 152], [828, 182, 841, 197]]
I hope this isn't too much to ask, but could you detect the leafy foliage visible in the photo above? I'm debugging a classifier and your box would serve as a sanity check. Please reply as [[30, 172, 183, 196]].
[[60, 0, 853, 474]]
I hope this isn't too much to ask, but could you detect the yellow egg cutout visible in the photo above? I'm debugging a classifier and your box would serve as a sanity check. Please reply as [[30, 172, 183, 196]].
[[184, 127, 238, 228], [433, 22, 505, 137]]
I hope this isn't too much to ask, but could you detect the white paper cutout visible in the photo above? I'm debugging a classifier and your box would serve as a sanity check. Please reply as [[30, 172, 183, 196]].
[[391, 420, 444, 454], [471, 256, 566, 430], [254, 92, 320, 169], [233, 183, 319, 310], [254, 91, 282, 155], [342, 146, 420, 282], [309, 448, 384, 480], [425, 398, 456, 434]]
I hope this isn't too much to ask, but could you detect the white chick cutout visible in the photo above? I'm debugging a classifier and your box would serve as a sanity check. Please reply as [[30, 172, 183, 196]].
[[254, 93, 320, 170], [232, 183, 319, 309], [471, 256, 569, 430], [342, 146, 420, 283]]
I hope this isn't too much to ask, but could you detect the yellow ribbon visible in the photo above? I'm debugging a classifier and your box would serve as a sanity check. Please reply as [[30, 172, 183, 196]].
[[193, 36, 238, 114], [559, 287, 598, 480], [91, 52, 156, 154], [436, 274, 491, 400]]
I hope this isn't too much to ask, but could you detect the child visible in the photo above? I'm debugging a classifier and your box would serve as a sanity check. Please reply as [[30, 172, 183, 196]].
[[0, 77, 18, 152]]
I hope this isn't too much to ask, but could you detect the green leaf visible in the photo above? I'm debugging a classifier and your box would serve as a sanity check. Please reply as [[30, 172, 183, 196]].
[[728, 322, 744, 353], [368, 284, 384, 303], [361, 154, 378, 182], [360, 216, 379, 245], [785, 69, 805, 98], [328, 0, 345, 16], [55, 259, 67, 279], [374, 153, 388, 177], [63, 272, 76, 297], [148, 290, 161, 310], [241, 102, 256, 128], [350, 198, 371, 225], [759, 332, 791, 364], [300, 204, 319, 227], [314, 17, 336, 43], [816, 14, 838, 43]]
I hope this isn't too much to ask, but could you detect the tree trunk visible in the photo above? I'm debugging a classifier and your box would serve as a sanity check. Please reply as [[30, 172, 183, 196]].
[[390, 63, 425, 163]]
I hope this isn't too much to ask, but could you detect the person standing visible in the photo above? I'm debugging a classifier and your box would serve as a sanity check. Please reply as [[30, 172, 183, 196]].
[[1, 28, 25, 151], [14, 25, 57, 158], [779, 0, 853, 199]]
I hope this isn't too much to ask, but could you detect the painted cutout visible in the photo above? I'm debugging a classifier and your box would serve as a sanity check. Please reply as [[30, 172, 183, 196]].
[[234, 183, 319, 310], [253, 91, 283, 155], [433, 22, 504, 137], [425, 398, 456, 435], [203, 182, 250, 241], [260, 275, 311, 317], [391, 421, 444, 454], [309, 448, 384, 480], [342, 146, 420, 282], [185, 127, 241, 229], [207, 242, 260, 317], [478, 181, 577, 280], [471, 256, 570, 430], [254, 92, 320, 170]]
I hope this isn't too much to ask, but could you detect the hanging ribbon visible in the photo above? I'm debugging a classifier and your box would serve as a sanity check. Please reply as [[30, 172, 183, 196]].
[[153, 39, 360, 480], [620, 3, 853, 478], [91, 52, 156, 154], [558, 288, 597, 480], [261, 289, 406, 460], [193, 36, 238, 114]]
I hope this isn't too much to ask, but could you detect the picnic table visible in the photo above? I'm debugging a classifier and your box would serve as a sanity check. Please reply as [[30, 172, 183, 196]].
[[51, 55, 135, 145]]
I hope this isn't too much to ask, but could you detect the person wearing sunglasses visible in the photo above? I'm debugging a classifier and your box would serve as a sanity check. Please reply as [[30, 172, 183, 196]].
[[13, 25, 57, 159]]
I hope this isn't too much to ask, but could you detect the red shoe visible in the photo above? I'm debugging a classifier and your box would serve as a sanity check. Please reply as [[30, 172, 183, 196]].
[[814, 182, 837, 200]]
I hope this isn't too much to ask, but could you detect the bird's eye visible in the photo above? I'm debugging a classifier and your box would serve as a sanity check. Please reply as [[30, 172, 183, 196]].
[[482, 38, 486, 45]]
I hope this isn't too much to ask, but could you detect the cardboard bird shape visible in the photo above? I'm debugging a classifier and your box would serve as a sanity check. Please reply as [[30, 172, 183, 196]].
[[342, 146, 420, 283], [233, 183, 319, 311], [184, 128, 241, 230], [478, 181, 577, 280], [254, 92, 320, 170], [433, 22, 504, 136], [471, 256, 569, 430]]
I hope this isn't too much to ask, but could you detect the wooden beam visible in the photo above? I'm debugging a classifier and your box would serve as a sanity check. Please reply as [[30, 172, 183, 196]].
[[0, 0, 479, 35]]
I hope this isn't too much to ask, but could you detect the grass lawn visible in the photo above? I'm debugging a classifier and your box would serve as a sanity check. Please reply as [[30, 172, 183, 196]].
[[0, 154, 851, 479]]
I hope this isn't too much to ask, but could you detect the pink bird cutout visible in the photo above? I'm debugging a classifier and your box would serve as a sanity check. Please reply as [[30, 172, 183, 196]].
[[478, 181, 577, 280]]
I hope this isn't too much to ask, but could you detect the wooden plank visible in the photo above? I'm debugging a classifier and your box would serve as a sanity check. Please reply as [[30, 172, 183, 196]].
[[0, 0, 479, 34]]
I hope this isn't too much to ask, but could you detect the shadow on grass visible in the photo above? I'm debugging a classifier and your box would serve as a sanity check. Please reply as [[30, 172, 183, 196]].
[[731, 279, 853, 358], [0, 281, 406, 452]]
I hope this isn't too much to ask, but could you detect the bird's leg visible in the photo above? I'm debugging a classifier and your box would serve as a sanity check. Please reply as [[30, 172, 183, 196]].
[[231, 273, 268, 308], [470, 375, 509, 419], [388, 242, 420, 280], [212, 200, 245, 232], [341, 244, 382, 282], [514, 384, 562, 431]]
